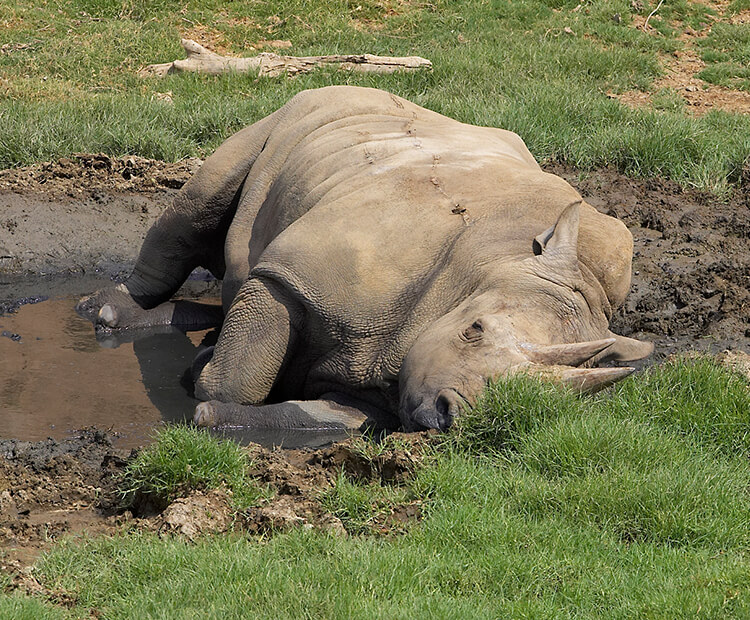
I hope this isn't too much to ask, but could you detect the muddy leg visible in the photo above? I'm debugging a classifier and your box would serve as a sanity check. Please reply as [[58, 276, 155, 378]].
[[194, 276, 303, 405], [83, 285, 224, 331]]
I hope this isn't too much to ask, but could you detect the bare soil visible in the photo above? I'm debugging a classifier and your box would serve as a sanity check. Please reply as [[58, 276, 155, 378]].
[[616, 3, 750, 115], [0, 154, 748, 591]]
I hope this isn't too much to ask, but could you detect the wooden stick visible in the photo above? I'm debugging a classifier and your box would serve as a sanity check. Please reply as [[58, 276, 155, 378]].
[[139, 39, 432, 78]]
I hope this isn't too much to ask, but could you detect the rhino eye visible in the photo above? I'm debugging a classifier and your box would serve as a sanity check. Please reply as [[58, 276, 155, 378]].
[[461, 320, 484, 342]]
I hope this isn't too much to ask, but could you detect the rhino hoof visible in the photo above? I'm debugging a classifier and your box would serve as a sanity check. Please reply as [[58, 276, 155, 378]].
[[194, 401, 218, 427], [98, 303, 119, 328]]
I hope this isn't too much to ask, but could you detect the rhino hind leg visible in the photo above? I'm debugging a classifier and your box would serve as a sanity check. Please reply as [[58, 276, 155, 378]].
[[77, 110, 283, 330], [194, 276, 302, 405], [194, 391, 397, 431], [76, 284, 223, 331], [194, 398, 367, 431]]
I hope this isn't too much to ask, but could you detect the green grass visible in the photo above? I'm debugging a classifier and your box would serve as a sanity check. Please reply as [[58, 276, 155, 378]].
[[1, 0, 749, 191], [4, 356, 749, 617], [698, 22, 750, 91], [121, 425, 267, 510]]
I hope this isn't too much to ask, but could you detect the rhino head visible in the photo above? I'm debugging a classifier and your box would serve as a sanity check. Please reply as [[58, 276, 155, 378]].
[[398, 202, 653, 431]]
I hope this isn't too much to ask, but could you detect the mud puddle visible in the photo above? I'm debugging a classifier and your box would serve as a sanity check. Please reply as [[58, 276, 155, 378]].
[[0, 277, 350, 450]]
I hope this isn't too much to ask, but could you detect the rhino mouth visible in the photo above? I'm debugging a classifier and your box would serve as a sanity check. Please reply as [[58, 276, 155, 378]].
[[405, 388, 468, 432]]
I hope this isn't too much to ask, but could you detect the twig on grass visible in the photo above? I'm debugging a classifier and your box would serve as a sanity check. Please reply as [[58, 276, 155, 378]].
[[643, 0, 666, 32]]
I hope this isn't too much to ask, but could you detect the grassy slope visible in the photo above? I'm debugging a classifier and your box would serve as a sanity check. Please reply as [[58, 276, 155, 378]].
[[1, 0, 749, 191], [3, 357, 750, 618]]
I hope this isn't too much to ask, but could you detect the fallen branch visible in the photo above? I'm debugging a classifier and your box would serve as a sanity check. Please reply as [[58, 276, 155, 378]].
[[139, 39, 432, 78]]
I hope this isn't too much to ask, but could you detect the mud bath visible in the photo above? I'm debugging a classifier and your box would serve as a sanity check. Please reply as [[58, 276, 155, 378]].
[[0, 156, 747, 440], [0, 156, 747, 441], [0, 278, 352, 450]]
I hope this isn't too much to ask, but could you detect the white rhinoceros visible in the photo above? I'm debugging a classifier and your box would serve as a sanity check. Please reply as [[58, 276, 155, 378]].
[[78, 86, 653, 431]]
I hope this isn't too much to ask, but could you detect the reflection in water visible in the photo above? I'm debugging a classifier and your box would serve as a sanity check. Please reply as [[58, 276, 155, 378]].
[[0, 295, 350, 449], [0, 297, 205, 448]]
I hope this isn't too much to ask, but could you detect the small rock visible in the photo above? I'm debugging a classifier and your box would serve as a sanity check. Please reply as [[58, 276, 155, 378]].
[[716, 350, 750, 382], [153, 91, 173, 104], [160, 489, 232, 539]]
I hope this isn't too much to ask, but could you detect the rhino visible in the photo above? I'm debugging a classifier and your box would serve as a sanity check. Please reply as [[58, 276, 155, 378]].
[[78, 85, 653, 432]]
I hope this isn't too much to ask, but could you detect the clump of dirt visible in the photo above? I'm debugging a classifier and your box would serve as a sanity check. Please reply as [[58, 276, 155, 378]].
[[543, 162, 749, 357], [312, 432, 430, 484], [0, 429, 130, 572], [0, 153, 201, 199], [159, 488, 234, 539], [237, 434, 429, 535]]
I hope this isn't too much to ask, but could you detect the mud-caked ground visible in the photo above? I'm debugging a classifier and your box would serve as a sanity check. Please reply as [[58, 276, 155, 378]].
[[0, 155, 748, 589], [0, 427, 429, 599]]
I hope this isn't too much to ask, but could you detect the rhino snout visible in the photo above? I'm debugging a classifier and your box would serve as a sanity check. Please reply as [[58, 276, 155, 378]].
[[404, 388, 466, 431]]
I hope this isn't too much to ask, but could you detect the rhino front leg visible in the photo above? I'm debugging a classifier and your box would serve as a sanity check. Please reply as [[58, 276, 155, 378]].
[[194, 398, 368, 430], [194, 276, 302, 405], [77, 111, 282, 330]]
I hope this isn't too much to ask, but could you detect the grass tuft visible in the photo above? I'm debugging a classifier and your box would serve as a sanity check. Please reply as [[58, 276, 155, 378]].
[[448, 373, 584, 454], [608, 355, 750, 455], [121, 425, 265, 510], [320, 471, 410, 535]]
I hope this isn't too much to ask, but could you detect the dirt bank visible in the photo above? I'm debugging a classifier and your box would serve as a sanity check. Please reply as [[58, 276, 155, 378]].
[[0, 155, 747, 354], [0, 430, 428, 585], [0, 154, 201, 277]]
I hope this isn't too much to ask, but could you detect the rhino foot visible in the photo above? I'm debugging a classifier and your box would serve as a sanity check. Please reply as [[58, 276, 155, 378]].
[[76, 283, 157, 331], [76, 283, 135, 323], [77, 284, 223, 332], [194, 401, 219, 427]]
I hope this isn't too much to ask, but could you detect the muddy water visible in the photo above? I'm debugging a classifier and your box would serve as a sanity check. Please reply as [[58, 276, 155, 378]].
[[0, 286, 350, 449]]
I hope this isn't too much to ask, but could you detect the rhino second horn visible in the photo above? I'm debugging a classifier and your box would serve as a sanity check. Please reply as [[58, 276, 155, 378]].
[[557, 366, 635, 393], [519, 338, 616, 367]]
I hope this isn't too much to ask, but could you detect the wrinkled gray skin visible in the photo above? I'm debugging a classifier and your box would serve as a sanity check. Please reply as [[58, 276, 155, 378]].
[[78, 86, 653, 432]]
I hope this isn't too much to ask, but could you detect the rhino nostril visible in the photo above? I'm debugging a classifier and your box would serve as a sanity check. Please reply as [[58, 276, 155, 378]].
[[435, 389, 462, 429], [435, 393, 451, 418]]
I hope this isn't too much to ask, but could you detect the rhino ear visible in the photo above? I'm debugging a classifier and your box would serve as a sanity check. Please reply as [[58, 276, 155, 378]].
[[598, 332, 654, 362], [532, 225, 555, 256], [533, 201, 582, 272]]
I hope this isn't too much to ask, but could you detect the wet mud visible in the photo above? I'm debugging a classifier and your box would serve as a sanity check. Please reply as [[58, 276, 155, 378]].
[[0, 293, 213, 448], [0, 156, 748, 577]]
